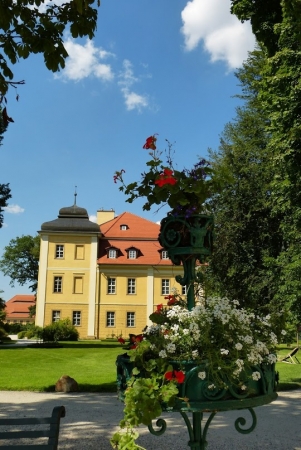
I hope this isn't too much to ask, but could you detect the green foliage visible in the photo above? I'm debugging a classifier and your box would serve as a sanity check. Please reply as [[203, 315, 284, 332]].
[[230, 0, 283, 55], [0, 234, 40, 292], [0, 0, 99, 95], [0, 182, 11, 229], [41, 318, 79, 342]]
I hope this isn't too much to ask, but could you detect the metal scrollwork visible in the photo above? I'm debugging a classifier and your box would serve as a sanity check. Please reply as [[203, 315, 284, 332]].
[[234, 408, 257, 434], [148, 418, 167, 436]]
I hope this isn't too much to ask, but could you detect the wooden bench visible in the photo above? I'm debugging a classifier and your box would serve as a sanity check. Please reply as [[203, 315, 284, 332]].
[[0, 405, 66, 449]]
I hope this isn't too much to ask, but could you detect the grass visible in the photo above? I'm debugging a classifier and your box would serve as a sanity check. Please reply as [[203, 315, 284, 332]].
[[275, 343, 301, 390], [0, 340, 300, 392], [0, 340, 124, 392]]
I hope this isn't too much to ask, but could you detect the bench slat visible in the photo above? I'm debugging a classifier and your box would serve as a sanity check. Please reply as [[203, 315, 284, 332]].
[[0, 406, 65, 450]]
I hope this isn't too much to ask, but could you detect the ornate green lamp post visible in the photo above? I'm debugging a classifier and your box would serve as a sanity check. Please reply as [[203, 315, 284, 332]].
[[158, 214, 214, 311]]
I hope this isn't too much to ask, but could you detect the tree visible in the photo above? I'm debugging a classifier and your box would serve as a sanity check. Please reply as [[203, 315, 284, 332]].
[[0, 183, 11, 229], [0, 0, 99, 96], [0, 235, 40, 292], [0, 290, 6, 322], [207, 49, 283, 313], [228, 1, 301, 323]]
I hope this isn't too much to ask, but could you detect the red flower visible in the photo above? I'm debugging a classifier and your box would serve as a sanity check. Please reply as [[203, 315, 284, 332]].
[[143, 135, 157, 150], [130, 334, 143, 344], [113, 169, 125, 183], [165, 295, 176, 306], [164, 370, 185, 384], [155, 168, 177, 187], [156, 303, 163, 312], [117, 337, 125, 345]]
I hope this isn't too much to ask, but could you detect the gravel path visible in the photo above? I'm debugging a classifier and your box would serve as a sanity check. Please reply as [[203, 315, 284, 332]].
[[0, 390, 300, 449]]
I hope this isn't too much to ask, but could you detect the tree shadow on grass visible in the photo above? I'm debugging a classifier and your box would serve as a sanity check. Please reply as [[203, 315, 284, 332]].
[[42, 382, 117, 393]]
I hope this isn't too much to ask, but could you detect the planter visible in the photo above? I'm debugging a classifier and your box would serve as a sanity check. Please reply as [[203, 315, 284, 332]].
[[116, 355, 278, 410]]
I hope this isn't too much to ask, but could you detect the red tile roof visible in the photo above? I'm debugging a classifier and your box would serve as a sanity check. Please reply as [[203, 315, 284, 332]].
[[100, 212, 160, 239], [98, 212, 173, 266], [5, 295, 35, 319]]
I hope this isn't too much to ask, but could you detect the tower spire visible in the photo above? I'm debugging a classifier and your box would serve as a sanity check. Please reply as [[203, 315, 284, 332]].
[[74, 186, 77, 205]]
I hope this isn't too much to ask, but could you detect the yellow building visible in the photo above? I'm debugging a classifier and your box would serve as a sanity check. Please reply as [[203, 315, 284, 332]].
[[35, 202, 184, 339]]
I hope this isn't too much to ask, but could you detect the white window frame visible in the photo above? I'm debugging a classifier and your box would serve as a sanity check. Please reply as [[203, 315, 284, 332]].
[[55, 244, 64, 259], [53, 276, 63, 293], [128, 249, 137, 259], [182, 285, 187, 295], [108, 278, 116, 294], [52, 310, 61, 323], [161, 279, 170, 295], [127, 278, 136, 295], [127, 312, 135, 327], [108, 249, 117, 259], [161, 250, 169, 259], [107, 312, 115, 327], [72, 311, 81, 326]]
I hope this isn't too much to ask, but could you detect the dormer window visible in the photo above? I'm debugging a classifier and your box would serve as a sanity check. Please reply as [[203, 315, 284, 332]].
[[128, 249, 137, 259], [125, 246, 140, 259], [108, 248, 117, 259], [120, 224, 128, 230], [161, 250, 169, 259]]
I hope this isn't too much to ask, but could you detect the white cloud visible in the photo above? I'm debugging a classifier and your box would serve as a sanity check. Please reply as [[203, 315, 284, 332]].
[[181, 0, 255, 69], [89, 215, 97, 223], [3, 204, 25, 214], [56, 38, 115, 82], [118, 60, 149, 112]]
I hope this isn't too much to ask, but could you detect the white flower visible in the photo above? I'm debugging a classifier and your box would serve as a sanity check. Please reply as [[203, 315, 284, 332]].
[[267, 353, 277, 364], [252, 371, 261, 381], [192, 349, 199, 359], [159, 350, 167, 358], [240, 384, 247, 391], [166, 343, 176, 353], [208, 384, 216, 390], [281, 330, 287, 335], [198, 371, 206, 380], [235, 343, 243, 350], [220, 348, 229, 355]]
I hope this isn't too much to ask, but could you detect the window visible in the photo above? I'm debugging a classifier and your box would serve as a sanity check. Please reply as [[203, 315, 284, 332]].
[[75, 245, 84, 260], [161, 279, 170, 295], [74, 276, 83, 294], [53, 276, 63, 293], [108, 249, 117, 259], [52, 310, 60, 322], [182, 285, 187, 295], [127, 278, 136, 294], [55, 244, 64, 259], [108, 278, 116, 294], [73, 311, 81, 326], [128, 249, 137, 259], [120, 224, 128, 230], [161, 250, 169, 259], [107, 312, 115, 327], [127, 312, 135, 327]]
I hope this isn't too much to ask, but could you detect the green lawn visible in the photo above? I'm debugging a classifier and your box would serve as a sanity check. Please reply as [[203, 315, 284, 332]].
[[0, 340, 300, 392], [0, 340, 124, 392]]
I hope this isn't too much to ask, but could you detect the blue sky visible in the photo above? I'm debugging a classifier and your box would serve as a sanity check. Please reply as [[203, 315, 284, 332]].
[[0, 0, 255, 301]]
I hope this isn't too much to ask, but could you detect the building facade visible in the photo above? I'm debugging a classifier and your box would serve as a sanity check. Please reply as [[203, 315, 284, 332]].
[[35, 203, 184, 339]]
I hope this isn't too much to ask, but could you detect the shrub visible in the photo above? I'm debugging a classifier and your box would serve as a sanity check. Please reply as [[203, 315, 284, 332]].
[[42, 319, 79, 342], [0, 326, 8, 339], [3, 323, 27, 334], [18, 331, 27, 339]]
